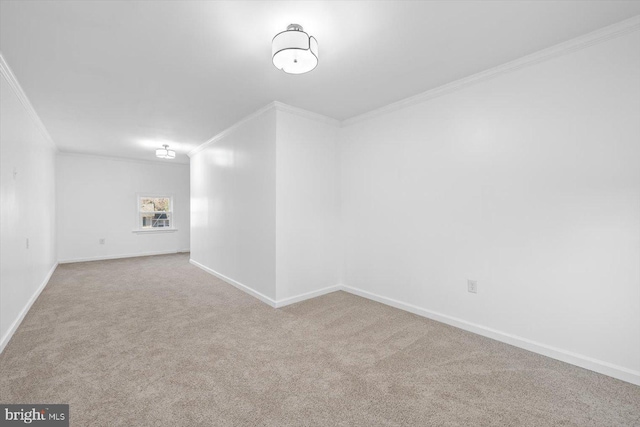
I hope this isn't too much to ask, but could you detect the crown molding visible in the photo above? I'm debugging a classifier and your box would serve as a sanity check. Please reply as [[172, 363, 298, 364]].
[[189, 101, 339, 157], [188, 102, 278, 157], [0, 53, 57, 150], [272, 101, 341, 127], [5, 14, 638, 159], [342, 15, 640, 127]]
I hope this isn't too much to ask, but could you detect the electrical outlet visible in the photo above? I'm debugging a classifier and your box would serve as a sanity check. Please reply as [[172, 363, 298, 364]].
[[99, 238, 106, 245], [467, 280, 477, 293]]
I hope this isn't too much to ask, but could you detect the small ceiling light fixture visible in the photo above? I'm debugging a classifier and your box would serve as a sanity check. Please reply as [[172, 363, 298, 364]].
[[272, 24, 318, 74], [155, 144, 176, 159]]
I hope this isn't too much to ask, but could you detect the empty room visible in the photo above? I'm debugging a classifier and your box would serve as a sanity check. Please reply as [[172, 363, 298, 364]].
[[1, 1, 639, 425]]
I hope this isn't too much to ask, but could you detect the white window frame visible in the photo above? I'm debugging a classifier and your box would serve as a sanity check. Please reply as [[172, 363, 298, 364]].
[[133, 193, 177, 233]]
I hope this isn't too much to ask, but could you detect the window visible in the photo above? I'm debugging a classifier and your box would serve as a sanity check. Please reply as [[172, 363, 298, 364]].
[[137, 195, 174, 230]]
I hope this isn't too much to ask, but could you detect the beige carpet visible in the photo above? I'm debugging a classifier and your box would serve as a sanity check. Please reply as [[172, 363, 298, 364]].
[[1, 254, 638, 426]]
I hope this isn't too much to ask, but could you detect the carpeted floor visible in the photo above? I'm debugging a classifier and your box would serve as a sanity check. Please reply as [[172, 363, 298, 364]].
[[0, 254, 638, 426]]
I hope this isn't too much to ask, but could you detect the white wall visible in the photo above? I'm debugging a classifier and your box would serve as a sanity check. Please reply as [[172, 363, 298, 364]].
[[57, 153, 190, 262], [340, 30, 640, 380], [1, 61, 57, 350], [189, 105, 341, 305], [190, 109, 277, 300], [275, 109, 340, 302]]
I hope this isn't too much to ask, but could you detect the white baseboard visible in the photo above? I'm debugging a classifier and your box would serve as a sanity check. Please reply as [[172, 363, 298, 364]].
[[0, 262, 58, 354], [275, 285, 342, 308], [189, 259, 278, 307], [188, 259, 343, 309], [341, 285, 640, 386], [183, 256, 640, 386], [5, 256, 635, 386], [59, 249, 188, 264]]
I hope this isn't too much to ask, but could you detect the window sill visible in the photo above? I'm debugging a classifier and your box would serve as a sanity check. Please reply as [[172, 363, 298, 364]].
[[132, 228, 178, 234]]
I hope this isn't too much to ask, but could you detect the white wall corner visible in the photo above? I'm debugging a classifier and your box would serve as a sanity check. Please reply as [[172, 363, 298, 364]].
[[274, 285, 342, 308], [189, 101, 341, 158]]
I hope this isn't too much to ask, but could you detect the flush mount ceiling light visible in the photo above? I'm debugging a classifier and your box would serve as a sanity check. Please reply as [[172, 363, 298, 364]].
[[155, 144, 176, 159], [272, 24, 318, 74]]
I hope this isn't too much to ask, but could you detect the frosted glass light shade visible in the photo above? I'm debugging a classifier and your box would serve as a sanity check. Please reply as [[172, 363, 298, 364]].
[[156, 145, 176, 159], [272, 24, 318, 74]]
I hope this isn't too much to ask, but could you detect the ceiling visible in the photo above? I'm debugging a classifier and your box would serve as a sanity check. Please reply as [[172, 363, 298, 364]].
[[1, 1, 639, 164]]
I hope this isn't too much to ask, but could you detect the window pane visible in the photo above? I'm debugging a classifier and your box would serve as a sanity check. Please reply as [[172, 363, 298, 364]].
[[153, 198, 170, 212], [140, 197, 170, 212], [140, 198, 155, 212], [141, 213, 171, 228], [141, 214, 154, 228]]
